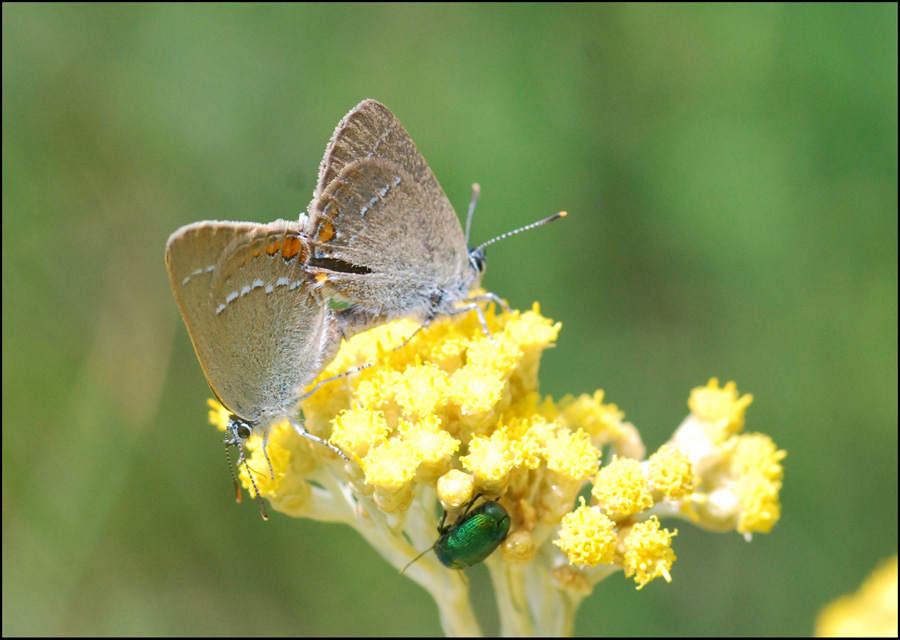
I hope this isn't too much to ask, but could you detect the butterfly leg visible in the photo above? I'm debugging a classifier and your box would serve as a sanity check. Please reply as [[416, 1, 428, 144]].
[[449, 301, 499, 346], [466, 291, 511, 313], [297, 362, 376, 404], [288, 416, 350, 462]]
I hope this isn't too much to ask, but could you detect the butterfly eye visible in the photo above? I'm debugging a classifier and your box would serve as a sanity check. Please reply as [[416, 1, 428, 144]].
[[235, 421, 253, 441], [469, 248, 487, 274]]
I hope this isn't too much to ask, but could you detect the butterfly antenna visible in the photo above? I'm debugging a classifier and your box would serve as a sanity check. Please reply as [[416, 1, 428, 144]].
[[241, 453, 270, 521], [474, 211, 566, 254], [464, 183, 481, 245], [224, 433, 269, 521], [224, 444, 242, 504]]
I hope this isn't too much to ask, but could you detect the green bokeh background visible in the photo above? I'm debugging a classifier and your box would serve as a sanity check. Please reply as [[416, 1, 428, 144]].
[[3, 3, 896, 636]]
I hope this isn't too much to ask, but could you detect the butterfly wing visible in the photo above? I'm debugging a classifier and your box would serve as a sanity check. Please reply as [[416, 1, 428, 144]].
[[305, 101, 473, 320], [165, 220, 337, 423], [314, 99, 450, 205]]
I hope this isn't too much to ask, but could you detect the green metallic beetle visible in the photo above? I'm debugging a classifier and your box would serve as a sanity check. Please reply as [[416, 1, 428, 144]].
[[403, 495, 511, 572]]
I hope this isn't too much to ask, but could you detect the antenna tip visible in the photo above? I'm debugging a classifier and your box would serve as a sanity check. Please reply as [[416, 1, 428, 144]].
[[558, 211, 568, 218], [472, 182, 481, 194]]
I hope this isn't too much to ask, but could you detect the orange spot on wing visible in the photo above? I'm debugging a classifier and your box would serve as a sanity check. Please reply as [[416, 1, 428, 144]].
[[266, 239, 282, 256], [317, 221, 335, 243], [281, 236, 303, 260]]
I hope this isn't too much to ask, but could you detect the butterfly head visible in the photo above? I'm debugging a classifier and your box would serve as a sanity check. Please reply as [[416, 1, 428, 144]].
[[467, 246, 487, 280]]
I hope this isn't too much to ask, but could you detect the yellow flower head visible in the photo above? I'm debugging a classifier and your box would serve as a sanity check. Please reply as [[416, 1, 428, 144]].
[[647, 444, 695, 502], [592, 456, 654, 517], [729, 433, 785, 536], [623, 516, 678, 590], [816, 555, 898, 637], [554, 496, 617, 567], [688, 378, 754, 437]]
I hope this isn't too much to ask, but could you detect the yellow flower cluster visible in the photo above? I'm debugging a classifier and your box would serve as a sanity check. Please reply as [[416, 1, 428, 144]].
[[550, 377, 783, 591], [816, 555, 898, 637], [672, 378, 786, 539], [206, 306, 785, 633]]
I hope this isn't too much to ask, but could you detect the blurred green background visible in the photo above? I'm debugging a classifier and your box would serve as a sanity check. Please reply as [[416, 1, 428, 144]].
[[3, 3, 896, 636]]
